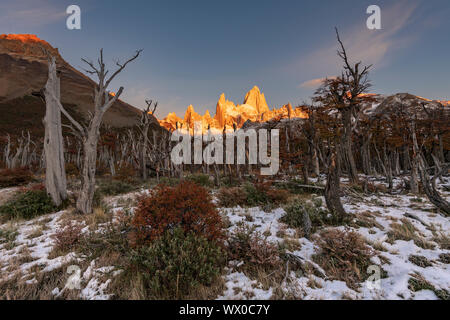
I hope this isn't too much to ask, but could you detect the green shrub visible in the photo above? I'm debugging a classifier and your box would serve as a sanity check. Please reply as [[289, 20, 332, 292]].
[[282, 198, 335, 237], [243, 182, 268, 206], [185, 173, 214, 188], [217, 181, 290, 209], [0, 189, 61, 220], [129, 227, 225, 299], [97, 180, 135, 196], [157, 177, 181, 187], [219, 175, 240, 187]]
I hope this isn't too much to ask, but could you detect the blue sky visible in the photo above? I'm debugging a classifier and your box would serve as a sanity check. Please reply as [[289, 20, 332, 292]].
[[1, 0, 449, 118]]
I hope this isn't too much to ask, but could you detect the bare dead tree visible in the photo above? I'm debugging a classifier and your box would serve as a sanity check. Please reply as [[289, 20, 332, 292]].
[[324, 151, 346, 221], [138, 99, 158, 180], [42, 55, 68, 206], [53, 49, 142, 214], [418, 160, 450, 216], [314, 28, 372, 183]]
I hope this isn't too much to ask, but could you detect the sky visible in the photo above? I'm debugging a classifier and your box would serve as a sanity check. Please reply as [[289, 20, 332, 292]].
[[1, 0, 449, 118]]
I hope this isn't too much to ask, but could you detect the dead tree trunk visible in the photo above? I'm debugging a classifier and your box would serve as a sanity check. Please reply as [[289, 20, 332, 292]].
[[341, 108, 358, 183], [139, 100, 158, 180], [43, 56, 67, 206], [325, 152, 346, 221], [419, 160, 450, 216], [55, 49, 141, 214], [410, 122, 420, 194]]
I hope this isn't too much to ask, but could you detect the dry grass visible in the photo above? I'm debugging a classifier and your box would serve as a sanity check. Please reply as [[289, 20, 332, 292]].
[[408, 273, 449, 300], [0, 223, 18, 245], [408, 255, 432, 268], [26, 226, 43, 239], [438, 253, 450, 264], [312, 228, 375, 290], [351, 211, 384, 230], [431, 231, 450, 250], [387, 219, 435, 249], [0, 264, 81, 300]]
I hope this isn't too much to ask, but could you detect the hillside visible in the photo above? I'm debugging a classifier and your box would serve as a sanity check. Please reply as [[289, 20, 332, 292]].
[[0, 34, 157, 137]]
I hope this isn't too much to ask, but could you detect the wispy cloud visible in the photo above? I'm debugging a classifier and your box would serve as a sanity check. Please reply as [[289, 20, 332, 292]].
[[295, 1, 419, 86], [0, 0, 66, 30], [299, 76, 336, 88]]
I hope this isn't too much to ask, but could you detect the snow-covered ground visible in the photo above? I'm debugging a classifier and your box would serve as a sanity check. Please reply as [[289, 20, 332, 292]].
[[0, 178, 449, 300]]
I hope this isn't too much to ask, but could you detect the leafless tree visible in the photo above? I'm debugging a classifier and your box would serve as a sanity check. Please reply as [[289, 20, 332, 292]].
[[52, 49, 142, 213], [42, 55, 68, 206], [314, 28, 372, 183], [138, 99, 158, 180]]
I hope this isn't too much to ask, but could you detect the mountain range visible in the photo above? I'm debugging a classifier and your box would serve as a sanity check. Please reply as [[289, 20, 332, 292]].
[[158, 86, 308, 132], [0, 34, 448, 137]]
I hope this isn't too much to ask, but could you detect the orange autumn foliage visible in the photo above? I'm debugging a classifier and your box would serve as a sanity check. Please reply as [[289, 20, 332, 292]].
[[131, 181, 224, 247]]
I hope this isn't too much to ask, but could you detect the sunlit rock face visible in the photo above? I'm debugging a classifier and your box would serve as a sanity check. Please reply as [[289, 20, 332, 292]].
[[158, 86, 308, 132]]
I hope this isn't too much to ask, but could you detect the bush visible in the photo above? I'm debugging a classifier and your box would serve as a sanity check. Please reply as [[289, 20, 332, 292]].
[[0, 167, 34, 188], [97, 180, 135, 196], [217, 187, 247, 208], [158, 177, 181, 187], [217, 181, 290, 208], [52, 222, 83, 253], [282, 198, 334, 237], [312, 229, 374, 289], [129, 227, 225, 299], [227, 225, 282, 275], [185, 173, 213, 188], [0, 189, 61, 220], [131, 181, 223, 247], [219, 175, 240, 187]]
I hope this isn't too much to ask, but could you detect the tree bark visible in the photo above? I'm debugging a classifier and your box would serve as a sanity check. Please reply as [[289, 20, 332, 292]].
[[43, 56, 67, 206], [341, 108, 358, 183], [76, 129, 99, 214], [419, 162, 450, 216], [325, 152, 346, 221]]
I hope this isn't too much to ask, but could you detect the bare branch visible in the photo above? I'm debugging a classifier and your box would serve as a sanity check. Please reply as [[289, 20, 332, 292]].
[[105, 49, 143, 89]]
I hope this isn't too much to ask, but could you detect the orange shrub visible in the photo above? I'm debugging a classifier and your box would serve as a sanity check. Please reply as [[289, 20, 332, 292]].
[[131, 181, 224, 247]]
